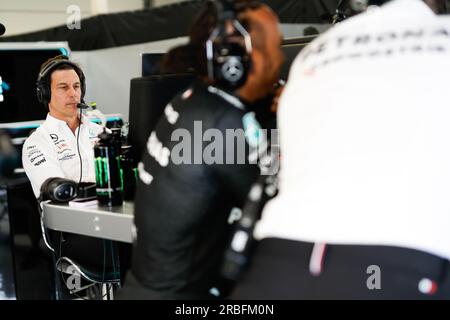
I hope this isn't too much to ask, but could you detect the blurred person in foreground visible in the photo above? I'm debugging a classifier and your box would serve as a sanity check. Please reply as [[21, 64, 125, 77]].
[[232, 0, 450, 299]]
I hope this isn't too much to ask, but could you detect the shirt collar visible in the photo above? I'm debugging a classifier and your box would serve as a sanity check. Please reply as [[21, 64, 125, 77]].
[[46, 113, 68, 128], [45, 113, 89, 129]]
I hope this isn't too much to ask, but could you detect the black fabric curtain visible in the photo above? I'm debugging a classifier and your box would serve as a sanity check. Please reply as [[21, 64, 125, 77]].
[[0, 0, 338, 51]]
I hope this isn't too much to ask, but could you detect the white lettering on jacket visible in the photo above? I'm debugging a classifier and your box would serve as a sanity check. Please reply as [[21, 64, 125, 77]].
[[146, 132, 170, 167], [164, 103, 179, 125]]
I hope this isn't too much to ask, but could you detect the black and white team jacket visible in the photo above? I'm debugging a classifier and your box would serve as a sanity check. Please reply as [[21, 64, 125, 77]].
[[131, 80, 274, 299], [22, 114, 103, 197]]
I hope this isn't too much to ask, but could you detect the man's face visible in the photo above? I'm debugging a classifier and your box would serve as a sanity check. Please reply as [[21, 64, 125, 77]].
[[48, 69, 81, 119]]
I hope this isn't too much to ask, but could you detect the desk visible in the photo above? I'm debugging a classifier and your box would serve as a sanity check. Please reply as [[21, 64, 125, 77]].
[[42, 202, 135, 243]]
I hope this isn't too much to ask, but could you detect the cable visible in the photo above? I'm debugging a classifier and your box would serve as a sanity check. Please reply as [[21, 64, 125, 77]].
[[110, 240, 119, 284], [36, 199, 55, 253], [102, 239, 106, 283], [37, 198, 88, 299], [98, 239, 119, 300], [77, 107, 82, 184]]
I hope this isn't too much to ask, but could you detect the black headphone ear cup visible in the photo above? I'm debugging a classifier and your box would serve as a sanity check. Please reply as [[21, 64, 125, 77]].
[[80, 73, 86, 100], [39, 177, 78, 202], [36, 84, 43, 104], [213, 41, 250, 90], [207, 2, 252, 91], [36, 78, 50, 107]]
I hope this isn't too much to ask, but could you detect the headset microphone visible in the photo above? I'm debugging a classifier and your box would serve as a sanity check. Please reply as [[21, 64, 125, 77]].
[[77, 101, 96, 110], [77, 102, 89, 110], [75, 100, 97, 186]]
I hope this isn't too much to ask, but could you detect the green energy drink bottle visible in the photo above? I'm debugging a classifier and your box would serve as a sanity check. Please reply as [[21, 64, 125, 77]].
[[94, 129, 123, 206]]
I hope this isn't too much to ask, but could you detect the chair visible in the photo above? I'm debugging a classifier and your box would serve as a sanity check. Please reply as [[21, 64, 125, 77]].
[[39, 202, 122, 300], [54, 251, 121, 300]]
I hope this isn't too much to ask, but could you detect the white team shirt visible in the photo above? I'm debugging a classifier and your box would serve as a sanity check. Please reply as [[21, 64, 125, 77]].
[[22, 113, 104, 197], [255, 0, 450, 259]]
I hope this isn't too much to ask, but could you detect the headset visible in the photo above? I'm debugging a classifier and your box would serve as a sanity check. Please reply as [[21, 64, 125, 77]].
[[206, 0, 252, 90], [0, 22, 6, 36], [36, 55, 86, 107], [38, 177, 97, 202], [39, 177, 79, 202]]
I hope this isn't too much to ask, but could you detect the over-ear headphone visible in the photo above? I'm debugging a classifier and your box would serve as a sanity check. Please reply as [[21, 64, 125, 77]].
[[39, 177, 78, 202], [206, 0, 252, 91], [36, 55, 86, 107]]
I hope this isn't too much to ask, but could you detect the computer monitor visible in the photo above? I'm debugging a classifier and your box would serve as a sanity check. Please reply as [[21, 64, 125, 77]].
[[0, 42, 70, 124], [128, 73, 195, 163], [141, 53, 165, 76]]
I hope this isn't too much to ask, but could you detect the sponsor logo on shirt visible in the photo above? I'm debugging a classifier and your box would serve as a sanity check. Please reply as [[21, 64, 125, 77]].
[[59, 153, 77, 161], [53, 139, 72, 154], [26, 145, 44, 163], [30, 154, 44, 163], [27, 148, 42, 157], [50, 134, 58, 143], [26, 145, 37, 150], [34, 158, 46, 166]]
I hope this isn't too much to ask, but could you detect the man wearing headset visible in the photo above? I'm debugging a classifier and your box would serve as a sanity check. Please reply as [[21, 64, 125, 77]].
[[22, 55, 117, 298], [118, 0, 285, 299], [22, 55, 102, 198], [232, 0, 450, 299]]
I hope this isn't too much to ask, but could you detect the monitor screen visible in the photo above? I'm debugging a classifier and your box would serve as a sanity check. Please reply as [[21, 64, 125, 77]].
[[142, 53, 165, 76], [0, 45, 69, 124]]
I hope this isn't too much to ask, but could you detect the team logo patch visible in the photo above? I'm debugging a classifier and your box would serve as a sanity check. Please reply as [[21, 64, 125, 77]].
[[50, 134, 58, 142], [242, 112, 262, 148]]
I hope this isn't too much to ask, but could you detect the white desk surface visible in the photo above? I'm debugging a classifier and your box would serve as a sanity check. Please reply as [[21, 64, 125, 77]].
[[42, 201, 135, 243]]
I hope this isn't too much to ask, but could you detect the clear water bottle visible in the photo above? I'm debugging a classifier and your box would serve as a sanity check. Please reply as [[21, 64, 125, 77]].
[[94, 129, 123, 206]]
